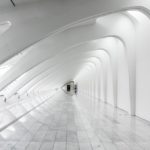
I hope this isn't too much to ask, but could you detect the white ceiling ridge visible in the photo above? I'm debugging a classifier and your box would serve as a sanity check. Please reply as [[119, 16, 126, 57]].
[[0, 7, 136, 67]]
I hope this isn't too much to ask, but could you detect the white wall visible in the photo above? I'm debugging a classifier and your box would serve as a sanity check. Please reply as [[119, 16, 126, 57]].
[[75, 9, 150, 122]]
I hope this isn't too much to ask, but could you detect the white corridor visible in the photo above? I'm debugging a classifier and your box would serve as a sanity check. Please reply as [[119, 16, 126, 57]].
[[1, 0, 150, 149]]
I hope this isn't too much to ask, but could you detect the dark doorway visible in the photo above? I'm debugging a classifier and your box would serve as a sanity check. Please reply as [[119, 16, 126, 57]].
[[67, 85, 70, 92]]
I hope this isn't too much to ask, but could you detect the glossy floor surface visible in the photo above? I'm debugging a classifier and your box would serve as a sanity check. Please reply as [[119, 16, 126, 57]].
[[0, 92, 150, 150]]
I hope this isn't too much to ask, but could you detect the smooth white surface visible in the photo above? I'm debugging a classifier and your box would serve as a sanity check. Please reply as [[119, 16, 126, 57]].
[[0, 92, 150, 149]]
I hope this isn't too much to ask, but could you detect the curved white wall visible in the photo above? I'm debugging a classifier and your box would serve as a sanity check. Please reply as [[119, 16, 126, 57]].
[[74, 9, 150, 122]]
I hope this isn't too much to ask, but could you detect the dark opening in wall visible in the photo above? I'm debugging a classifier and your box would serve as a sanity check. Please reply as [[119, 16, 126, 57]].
[[67, 85, 70, 92]]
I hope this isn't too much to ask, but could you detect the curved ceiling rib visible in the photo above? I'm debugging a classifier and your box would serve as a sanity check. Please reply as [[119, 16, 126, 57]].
[[29, 59, 100, 93], [2, 42, 113, 98], [0, 0, 142, 65], [18, 54, 105, 96], [0, 33, 125, 95], [0, 8, 141, 86]]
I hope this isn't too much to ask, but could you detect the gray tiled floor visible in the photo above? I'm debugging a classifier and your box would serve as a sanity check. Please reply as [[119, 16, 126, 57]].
[[0, 92, 150, 150]]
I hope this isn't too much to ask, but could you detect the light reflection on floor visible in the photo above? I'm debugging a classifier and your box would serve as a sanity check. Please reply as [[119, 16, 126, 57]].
[[0, 92, 150, 150]]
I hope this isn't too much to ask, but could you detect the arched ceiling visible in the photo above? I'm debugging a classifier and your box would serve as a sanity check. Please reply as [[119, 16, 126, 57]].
[[0, 0, 147, 63], [0, 0, 149, 99]]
